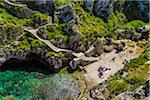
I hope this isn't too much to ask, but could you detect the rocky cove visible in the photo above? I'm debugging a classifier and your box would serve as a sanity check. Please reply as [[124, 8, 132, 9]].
[[0, 0, 150, 99]]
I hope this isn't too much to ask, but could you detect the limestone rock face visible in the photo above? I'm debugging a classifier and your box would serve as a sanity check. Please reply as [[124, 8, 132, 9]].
[[123, 0, 149, 22], [0, 48, 66, 72], [93, 0, 112, 22], [15, 0, 54, 22], [0, 49, 28, 66], [2, 1, 36, 18], [57, 5, 76, 23], [83, 0, 94, 12], [83, 0, 124, 22]]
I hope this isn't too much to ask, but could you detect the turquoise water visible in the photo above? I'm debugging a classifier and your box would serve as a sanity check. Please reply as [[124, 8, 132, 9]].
[[0, 70, 44, 99], [0, 69, 79, 100]]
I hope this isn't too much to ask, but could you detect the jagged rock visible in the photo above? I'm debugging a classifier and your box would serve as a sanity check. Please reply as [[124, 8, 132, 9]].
[[85, 46, 96, 57], [115, 29, 126, 39], [37, 27, 48, 40], [69, 59, 81, 70], [83, 0, 94, 12], [0, 48, 68, 72], [69, 33, 81, 51], [104, 37, 112, 45], [131, 32, 142, 41], [48, 57, 63, 71], [69, 58, 96, 71], [141, 26, 150, 40], [93, 0, 112, 22], [115, 42, 125, 51], [125, 29, 134, 39], [52, 38, 67, 49], [57, 5, 76, 23], [85, 38, 104, 57]]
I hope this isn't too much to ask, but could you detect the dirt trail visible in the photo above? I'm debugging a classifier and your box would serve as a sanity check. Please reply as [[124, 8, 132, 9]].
[[83, 45, 144, 89]]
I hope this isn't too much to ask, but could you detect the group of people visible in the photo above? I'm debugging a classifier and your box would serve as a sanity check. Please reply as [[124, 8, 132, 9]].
[[98, 66, 111, 79]]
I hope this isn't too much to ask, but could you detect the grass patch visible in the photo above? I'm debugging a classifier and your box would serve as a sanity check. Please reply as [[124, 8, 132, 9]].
[[122, 20, 146, 30], [124, 64, 149, 90], [108, 80, 128, 95]]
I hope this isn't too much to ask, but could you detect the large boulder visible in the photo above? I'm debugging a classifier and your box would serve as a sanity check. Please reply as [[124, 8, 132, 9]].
[[104, 45, 114, 52], [115, 42, 125, 51]]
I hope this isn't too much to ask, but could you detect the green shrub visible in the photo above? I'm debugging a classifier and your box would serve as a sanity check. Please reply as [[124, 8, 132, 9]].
[[46, 24, 68, 42], [31, 13, 48, 22]]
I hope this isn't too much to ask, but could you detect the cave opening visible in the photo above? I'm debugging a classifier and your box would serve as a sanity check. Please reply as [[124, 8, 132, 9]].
[[0, 54, 52, 75]]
